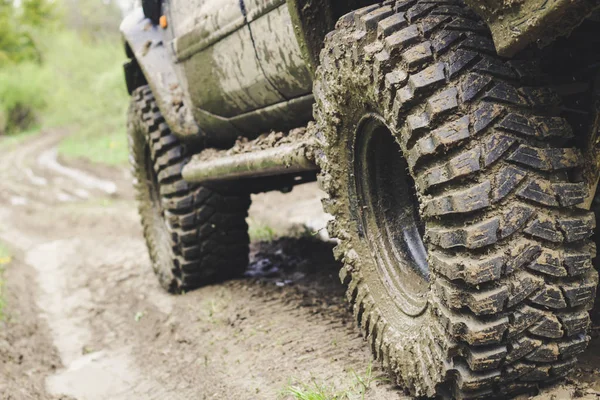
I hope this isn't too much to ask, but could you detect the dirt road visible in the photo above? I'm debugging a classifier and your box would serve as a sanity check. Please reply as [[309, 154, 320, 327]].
[[1, 130, 600, 400]]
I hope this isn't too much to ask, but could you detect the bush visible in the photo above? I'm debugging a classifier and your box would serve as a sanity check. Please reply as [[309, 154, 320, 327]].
[[0, 62, 48, 134], [0, 0, 54, 66], [0, 29, 129, 163], [39, 31, 130, 165], [0, 0, 130, 165], [0, 0, 54, 134]]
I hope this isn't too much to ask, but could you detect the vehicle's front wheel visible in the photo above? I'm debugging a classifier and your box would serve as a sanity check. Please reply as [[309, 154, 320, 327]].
[[314, 2, 597, 398], [128, 86, 251, 293]]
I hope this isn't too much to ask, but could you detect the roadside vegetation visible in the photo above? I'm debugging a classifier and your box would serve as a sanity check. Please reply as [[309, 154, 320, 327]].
[[248, 218, 278, 242], [0, 0, 131, 166], [281, 364, 388, 400]]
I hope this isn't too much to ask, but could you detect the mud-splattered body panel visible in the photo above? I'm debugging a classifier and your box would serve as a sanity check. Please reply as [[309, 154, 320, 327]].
[[164, 0, 313, 138], [121, 0, 376, 143]]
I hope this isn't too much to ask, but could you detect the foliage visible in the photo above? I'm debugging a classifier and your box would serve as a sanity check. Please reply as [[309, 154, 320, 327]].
[[281, 364, 388, 400], [0, 62, 48, 134], [0, 0, 55, 66], [248, 219, 277, 242], [22, 0, 56, 28], [0, 0, 54, 134], [40, 30, 129, 165], [0, 0, 130, 165], [283, 382, 336, 400]]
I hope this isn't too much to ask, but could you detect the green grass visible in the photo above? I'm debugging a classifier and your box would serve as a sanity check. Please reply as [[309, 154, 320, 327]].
[[40, 31, 129, 166], [248, 218, 277, 242], [0, 62, 48, 134], [0, 127, 40, 149], [283, 381, 338, 400], [58, 129, 128, 167], [0, 242, 12, 321], [0, 29, 130, 166], [281, 364, 387, 400]]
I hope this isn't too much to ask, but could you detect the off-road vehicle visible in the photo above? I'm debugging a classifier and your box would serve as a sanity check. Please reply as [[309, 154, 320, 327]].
[[121, 1, 600, 398]]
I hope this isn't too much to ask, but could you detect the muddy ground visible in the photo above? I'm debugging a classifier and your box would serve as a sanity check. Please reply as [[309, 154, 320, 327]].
[[1, 130, 600, 400]]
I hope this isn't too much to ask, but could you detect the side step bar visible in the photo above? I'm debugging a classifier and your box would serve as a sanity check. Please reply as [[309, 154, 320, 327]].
[[182, 137, 318, 184]]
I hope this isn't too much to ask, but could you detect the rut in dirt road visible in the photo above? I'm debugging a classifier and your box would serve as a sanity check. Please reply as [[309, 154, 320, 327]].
[[1, 132, 600, 399], [0, 131, 405, 399]]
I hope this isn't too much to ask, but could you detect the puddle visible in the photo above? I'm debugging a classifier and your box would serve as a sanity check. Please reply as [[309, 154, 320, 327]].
[[24, 168, 48, 186], [56, 191, 77, 202], [26, 241, 92, 364], [37, 148, 117, 195], [24, 239, 171, 399], [9, 196, 28, 206], [46, 349, 140, 400], [246, 238, 338, 287]]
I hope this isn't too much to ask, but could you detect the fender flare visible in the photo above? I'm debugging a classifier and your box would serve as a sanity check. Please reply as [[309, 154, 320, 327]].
[[120, 8, 201, 142], [464, 0, 600, 56], [287, 0, 377, 75]]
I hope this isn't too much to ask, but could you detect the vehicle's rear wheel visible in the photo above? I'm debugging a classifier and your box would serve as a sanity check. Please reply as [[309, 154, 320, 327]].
[[128, 86, 250, 293], [314, 2, 597, 398]]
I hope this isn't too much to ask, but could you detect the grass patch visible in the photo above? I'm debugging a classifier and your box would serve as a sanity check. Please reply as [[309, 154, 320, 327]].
[[281, 364, 387, 400], [0, 242, 12, 321], [0, 127, 40, 150], [58, 129, 128, 167], [0, 62, 48, 135], [39, 31, 129, 166], [283, 381, 336, 400], [0, 27, 129, 166], [248, 218, 277, 242], [283, 379, 351, 400]]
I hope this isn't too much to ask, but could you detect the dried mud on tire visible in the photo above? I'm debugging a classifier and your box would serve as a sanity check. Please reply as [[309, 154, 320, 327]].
[[128, 86, 251, 292], [314, 1, 597, 398], [0, 128, 599, 398]]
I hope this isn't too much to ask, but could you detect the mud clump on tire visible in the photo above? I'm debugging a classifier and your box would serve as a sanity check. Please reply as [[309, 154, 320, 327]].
[[314, 1, 597, 398]]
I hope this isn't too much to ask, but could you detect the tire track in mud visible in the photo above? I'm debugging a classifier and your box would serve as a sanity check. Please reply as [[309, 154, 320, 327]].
[[0, 131, 406, 399], [0, 130, 117, 207], [2, 131, 599, 399]]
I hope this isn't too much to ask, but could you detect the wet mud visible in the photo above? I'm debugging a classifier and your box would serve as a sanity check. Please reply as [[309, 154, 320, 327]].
[[0, 130, 599, 399], [0, 130, 401, 399], [196, 126, 312, 162]]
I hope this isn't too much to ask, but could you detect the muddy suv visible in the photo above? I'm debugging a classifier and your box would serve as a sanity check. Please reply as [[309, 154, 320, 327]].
[[121, 1, 600, 398]]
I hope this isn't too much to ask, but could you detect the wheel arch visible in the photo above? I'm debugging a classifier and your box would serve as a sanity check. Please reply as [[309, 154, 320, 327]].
[[287, 0, 378, 75], [121, 8, 202, 142]]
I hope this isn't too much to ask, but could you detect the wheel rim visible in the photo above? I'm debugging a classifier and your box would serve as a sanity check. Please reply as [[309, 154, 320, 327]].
[[353, 116, 429, 317]]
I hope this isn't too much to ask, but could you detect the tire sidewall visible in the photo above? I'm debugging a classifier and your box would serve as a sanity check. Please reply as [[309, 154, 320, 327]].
[[128, 94, 178, 291], [316, 52, 434, 355]]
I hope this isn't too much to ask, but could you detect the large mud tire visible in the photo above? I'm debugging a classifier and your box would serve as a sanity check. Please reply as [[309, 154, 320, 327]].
[[314, 2, 598, 398], [128, 86, 251, 293]]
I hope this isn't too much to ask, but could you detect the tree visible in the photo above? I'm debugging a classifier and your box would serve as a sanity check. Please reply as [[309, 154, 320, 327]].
[[0, 0, 55, 66], [22, 0, 55, 27]]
